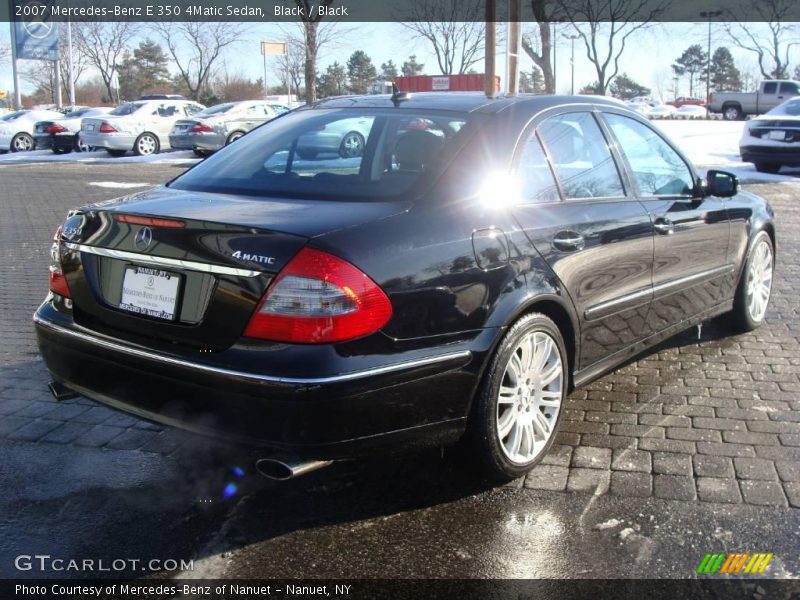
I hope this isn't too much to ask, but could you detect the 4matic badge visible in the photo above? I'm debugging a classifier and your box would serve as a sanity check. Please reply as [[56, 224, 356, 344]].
[[231, 250, 275, 265]]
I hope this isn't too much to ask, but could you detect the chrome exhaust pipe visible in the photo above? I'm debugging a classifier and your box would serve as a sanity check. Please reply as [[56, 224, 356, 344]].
[[255, 457, 333, 481], [48, 380, 78, 401]]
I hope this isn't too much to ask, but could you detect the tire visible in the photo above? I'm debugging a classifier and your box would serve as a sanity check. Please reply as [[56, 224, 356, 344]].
[[75, 137, 90, 152], [723, 105, 743, 121], [106, 149, 127, 157], [755, 162, 781, 174], [339, 131, 365, 158], [729, 231, 774, 332], [226, 131, 245, 145], [133, 132, 160, 156], [466, 313, 568, 481], [10, 133, 34, 152]]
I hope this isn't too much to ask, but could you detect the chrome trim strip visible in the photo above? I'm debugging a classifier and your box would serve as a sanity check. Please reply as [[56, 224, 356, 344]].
[[33, 314, 472, 385], [64, 243, 262, 278], [584, 264, 735, 321]]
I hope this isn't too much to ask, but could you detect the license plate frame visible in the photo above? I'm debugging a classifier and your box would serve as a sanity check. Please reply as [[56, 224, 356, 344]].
[[119, 266, 182, 321], [767, 130, 786, 141]]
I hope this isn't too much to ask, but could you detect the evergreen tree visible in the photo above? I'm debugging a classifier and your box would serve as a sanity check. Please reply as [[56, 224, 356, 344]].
[[609, 73, 651, 100], [709, 47, 742, 92], [347, 50, 377, 94], [672, 44, 707, 98], [380, 60, 399, 80], [579, 81, 604, 95], [519, 66, 545, 93], [317, 62, 348, 98], [117, 39, 172, 100], [401, 55, 425, 76]]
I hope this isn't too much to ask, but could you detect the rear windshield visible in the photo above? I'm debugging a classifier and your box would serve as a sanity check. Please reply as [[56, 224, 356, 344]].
[[109, 103, 144, 116], [769, 99, 800, 116], [198, 103, 237, 117], [169, 108, 474, 200], [64, 108, 91, 119]]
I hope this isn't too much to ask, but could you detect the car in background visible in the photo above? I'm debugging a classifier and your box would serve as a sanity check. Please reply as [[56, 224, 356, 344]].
[[740, 96, 800, 173], [708, 80, 800, 120], [668, 97, 705, 108], [674, 105, 708, 120], [34, 93, 775, 482], [169, 101, 290, 156], [80, 99, 205, 156], [644, 103, 677, 120], [34, 107, 114, 153], [294, 116, 374, 159], [0, 109, 65, 152]]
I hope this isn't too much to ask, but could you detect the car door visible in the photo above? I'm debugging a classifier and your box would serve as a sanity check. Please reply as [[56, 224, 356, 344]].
[[152, 103, 181, 138], [511, 109, 655, 370], [601, 111, 731, 335]]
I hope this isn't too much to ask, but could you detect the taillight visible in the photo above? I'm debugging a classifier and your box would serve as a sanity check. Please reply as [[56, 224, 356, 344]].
[[49, 225, 71, 298], [98, 122, 117, 133], [46, 123, 67, 134], [244, 248, 392, 344], [190, 123, 213, 133]]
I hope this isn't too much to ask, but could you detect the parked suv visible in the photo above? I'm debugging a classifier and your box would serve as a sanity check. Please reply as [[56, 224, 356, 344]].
[[80, 99, 205, 156]]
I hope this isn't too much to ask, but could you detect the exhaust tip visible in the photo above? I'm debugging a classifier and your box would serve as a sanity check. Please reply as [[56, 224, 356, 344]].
[[255, 459, 295, 481], [48, 381, 78, 401]]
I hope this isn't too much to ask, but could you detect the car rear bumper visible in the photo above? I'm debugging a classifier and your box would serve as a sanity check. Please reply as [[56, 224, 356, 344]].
[[168, 134, 196, 150], [33, 134, 53, 150], [81, 132, 136, 151], [34, 301, 489, 458], [740, 145, 800, 165]]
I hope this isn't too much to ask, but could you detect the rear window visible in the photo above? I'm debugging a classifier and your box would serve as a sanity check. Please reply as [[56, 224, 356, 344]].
[[198, 103, 236, 117], [769, 99, 800, 116], [170, 109, 473, 200], [109, 103, 145, 116]]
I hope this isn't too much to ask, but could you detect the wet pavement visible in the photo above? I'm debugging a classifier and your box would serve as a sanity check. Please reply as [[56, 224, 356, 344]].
[[0, 162, 798, 582]]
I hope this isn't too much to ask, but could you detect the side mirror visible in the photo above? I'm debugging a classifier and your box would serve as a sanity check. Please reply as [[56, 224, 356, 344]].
[[706, 169, 739, 198]]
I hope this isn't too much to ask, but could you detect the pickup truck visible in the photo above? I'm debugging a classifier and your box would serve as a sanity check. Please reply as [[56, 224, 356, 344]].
[[708, 80, 800, 120]]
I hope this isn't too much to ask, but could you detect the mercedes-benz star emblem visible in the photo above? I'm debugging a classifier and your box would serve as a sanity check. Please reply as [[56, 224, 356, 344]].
[[134, 227, 153, 251]]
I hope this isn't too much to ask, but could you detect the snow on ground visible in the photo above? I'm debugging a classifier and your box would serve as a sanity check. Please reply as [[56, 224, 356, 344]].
[[2, 120, 800, 184]]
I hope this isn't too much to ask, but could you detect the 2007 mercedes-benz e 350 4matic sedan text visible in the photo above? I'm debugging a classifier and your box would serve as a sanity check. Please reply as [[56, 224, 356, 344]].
[[34, 93, 775, 481]]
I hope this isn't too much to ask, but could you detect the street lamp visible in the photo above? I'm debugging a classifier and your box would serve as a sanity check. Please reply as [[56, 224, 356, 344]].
[[700, 10, 723, 102], [562, 32, 579, 95]]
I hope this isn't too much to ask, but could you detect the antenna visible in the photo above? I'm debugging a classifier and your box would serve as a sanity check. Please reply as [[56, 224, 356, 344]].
[[390, 81, 410, 107]]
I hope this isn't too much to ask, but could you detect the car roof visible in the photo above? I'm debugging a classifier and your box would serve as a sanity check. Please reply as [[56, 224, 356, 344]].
[[305, 92, 626, 115]]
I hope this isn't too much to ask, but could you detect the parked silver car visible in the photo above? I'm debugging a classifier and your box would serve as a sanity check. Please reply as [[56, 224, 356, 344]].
[[169, 101, 290, 156], [34, 106, 113, 153]]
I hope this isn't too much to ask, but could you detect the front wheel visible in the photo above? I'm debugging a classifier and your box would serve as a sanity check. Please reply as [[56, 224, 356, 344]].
[[730, 231, 774, 331], [134, 132, 159, 156], [466, 313, 567, 481], [338, 131, 365, 158]]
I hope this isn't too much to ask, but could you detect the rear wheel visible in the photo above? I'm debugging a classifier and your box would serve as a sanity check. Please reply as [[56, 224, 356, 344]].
[[467, 313, 567, 481], [226, 131, 245, 145], [723, 105, 743, 121], [755, 162, 781, 174], [134, 132, 159, 156], [730, 231, 774, 332], [10, 133, 34, 152]]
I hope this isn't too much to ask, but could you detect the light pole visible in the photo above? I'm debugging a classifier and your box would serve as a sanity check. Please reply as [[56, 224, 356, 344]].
[[562, 32, 579, 95], [700, 11, 722, 102], [552, 22, 557, 93]]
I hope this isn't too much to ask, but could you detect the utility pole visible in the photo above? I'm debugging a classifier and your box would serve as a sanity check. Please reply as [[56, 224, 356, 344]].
[[9, 23, 22, 109], [552, 23, 557, 93], [700, 11, 722, 102], [66, 19, 75, 106], [563, 33, 579, 95], [506, 0, 521, 96], [485, 0, 496, 98]]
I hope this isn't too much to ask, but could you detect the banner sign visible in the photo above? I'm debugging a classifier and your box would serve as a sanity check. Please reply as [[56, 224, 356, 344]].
[[13, 4, 60, 61]]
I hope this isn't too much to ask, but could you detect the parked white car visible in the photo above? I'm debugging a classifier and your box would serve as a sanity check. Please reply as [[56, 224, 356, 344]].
[[0, 109, 65, 152], [81, 99, 206, 156], [674, 105, 708, 120], [644, 103, 677, 119]]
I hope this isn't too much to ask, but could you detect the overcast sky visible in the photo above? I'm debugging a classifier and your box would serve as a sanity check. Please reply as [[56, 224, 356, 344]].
[[0, 21, 793, 100]]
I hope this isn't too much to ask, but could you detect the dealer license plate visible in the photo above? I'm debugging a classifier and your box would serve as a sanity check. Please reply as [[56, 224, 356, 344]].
[[768, 130, 786, 141], [119, 266, 181, 321]]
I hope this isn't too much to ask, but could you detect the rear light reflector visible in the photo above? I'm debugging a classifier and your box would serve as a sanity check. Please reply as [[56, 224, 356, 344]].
[[114, 214, 186, 228], [46, 123, 68, 133], [244, 248, 392, 344], [49, 225, 71, 298], [98, 122, 117, 133], [190, 123, 214, 133]]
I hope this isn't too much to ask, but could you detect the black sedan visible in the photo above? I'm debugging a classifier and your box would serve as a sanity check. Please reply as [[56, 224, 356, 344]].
[[34, 93, 775, 481]]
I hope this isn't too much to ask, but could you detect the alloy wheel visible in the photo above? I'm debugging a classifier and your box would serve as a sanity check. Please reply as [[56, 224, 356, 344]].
[[339, 132, 364, 158], [136, 134, 157, 155], [12, 134, 33, 152], [746, 239, 773, 322], [496, 331, 564, 464]]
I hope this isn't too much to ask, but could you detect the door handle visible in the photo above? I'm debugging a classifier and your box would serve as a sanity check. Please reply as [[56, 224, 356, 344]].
[[552, 230, 585, 252], [653, 218, 674, 235]]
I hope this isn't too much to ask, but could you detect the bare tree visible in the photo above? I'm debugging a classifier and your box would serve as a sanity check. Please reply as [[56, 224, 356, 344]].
[[400, 0, 485, 75], [724, 1, 798, 79], [522, 0, 557, 94], [152, 22, 246, 102], [557, 0, 666, 95], [23, 27, 89, 104], [74, 22, 139, 101], [278, 39, 305, 98]]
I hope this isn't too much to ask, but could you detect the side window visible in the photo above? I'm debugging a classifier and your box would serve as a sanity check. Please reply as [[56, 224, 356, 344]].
[[158, 104, 179, 118], [604, 113, 694, 197], [185, 104, 203, 116], [515, 134, 560, 204], [780, 82, 799, 95], [537, 112, 625, 200], [763, 82, 778, 94]]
